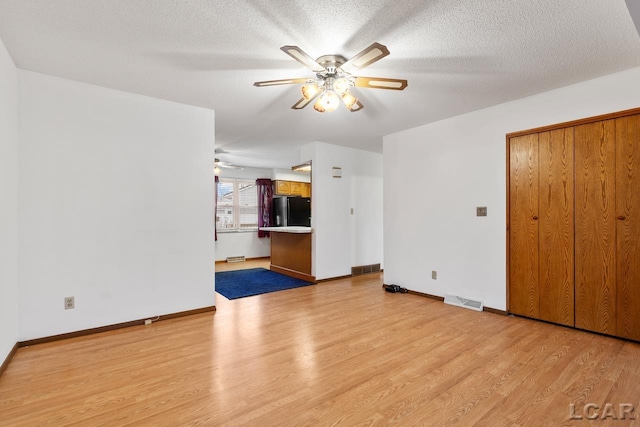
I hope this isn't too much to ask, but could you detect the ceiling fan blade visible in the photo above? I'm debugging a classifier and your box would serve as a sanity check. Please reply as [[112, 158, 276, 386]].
[[339, 43, 390, 74], [291, 96, 317, 110], [345, 99, 364, 112], [215, 158, 244, 169], [340, 93, 364, 112], [254, 77, 309, 87], [351, 100, 364, 112], [280, 46, 326, 73], [354, 77, 408, 90]]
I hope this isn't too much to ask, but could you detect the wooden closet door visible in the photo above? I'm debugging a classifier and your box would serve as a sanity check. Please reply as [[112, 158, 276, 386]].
[[538, 129, 574, 326], [509, 134, 539, 318], [575, 120, 617, 335], [615, 115, 640, 341]]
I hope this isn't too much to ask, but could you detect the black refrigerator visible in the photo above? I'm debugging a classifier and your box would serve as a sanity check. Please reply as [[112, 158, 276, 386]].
[[272, 196, 311, 227]]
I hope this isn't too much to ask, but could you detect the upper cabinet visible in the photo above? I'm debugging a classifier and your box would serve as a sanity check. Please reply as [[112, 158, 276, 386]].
[[274, 180, 311, 197], [275, 180, 291, 195], [290, 181, 303, 196], [300, 183, 311, 197]]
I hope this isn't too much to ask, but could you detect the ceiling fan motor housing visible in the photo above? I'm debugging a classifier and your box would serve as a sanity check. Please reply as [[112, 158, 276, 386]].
[[316, 55, 347, 77]]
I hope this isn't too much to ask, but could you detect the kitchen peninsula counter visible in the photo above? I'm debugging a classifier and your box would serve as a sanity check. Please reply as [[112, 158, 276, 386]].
[[259, 226, 312, 234], [259, 227, 314, 282]]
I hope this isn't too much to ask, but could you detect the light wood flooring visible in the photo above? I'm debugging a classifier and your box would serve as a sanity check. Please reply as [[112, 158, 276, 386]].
[[215, 257, 270, 272], [1, 272, 639, 426]]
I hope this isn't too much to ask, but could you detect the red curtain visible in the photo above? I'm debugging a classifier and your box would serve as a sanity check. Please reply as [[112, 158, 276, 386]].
[[214, 175, 219, 241], [256, 179, 273, 238]]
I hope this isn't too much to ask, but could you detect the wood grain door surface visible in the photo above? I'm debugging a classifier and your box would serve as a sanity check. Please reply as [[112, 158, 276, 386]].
[[615, 115, 640, 341], [574, 120, 617, 336], [509, 110, 640, 341], [509, 134, 540, 318], [538, 128, 575, 326]]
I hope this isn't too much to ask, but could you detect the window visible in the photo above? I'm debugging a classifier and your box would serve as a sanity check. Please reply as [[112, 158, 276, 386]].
[[216, 179, 258, 231]]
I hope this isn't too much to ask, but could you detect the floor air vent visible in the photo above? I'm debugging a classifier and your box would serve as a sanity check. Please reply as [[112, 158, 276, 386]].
[[226, 256, 246, 263], [444, 294, 484, 312]]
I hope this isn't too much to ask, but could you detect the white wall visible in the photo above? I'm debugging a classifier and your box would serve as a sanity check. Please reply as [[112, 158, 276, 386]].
[[352, 154, 384, 267], [272, 168, 311, 183], [17, 71, 215, 341], [215, 166, 272, 261], [0, 38, 19, 362], [217, 166, 272, 181], [301, 142, 383, 280], [384, 66, 640, 311], [215, 232, 271, 261]]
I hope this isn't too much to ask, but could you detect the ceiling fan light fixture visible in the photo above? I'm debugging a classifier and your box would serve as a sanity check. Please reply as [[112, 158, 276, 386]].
[[341, 92, 360, 111], [333, 77, 350, 95], [301, 82, 320, 100], [314, 90, 340, 113], [313, 101, 326, 113]]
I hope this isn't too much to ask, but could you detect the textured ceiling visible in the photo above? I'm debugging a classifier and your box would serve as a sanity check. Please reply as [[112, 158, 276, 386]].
[[1, 0, 639, 169]]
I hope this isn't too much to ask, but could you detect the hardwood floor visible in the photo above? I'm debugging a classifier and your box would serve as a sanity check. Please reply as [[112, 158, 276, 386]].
[[215, 257, 271, 272], [1, 272, 639, 426]]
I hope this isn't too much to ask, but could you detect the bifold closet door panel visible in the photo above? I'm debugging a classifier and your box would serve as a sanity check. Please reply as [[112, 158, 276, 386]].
[[538, 129, 574, 326], [575, 120, 617, 335], [509, 134, 539, 318], [615, 115, 640, 341]]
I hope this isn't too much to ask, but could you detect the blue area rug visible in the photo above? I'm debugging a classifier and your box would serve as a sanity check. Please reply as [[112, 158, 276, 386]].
[[215, 268, 313, 300]]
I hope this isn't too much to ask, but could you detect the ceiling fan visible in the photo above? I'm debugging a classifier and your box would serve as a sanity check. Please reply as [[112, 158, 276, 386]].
[[214, 158, 243, 170], [254, 42, 407, 113]]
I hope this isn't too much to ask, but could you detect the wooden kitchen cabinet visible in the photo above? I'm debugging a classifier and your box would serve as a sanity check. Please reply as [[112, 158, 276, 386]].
[[274, 180, 291, 195], [290, 181, 303, 196], [300, 183, 311, 197], [274, 180, 311, 197]]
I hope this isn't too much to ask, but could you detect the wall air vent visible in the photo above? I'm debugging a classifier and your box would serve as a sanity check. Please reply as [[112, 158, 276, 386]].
[[351, 263, 381, 276], [226, 256, 246, 263], [444, 294, 484, 312]]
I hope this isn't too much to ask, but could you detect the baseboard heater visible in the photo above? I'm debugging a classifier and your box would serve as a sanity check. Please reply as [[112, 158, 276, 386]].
[[444, 294, 484, 312], [226, 256, 246, 263]]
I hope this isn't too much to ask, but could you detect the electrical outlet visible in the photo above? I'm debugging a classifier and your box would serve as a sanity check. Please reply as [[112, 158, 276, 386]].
[[144, 319, 152, 325], [432, 271, 437, 280], [477, 206, 488, 216], [64, 296, 75, 310]]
